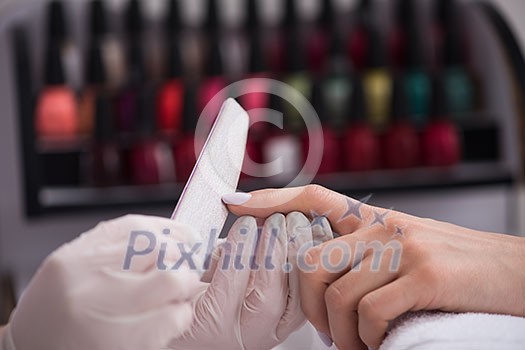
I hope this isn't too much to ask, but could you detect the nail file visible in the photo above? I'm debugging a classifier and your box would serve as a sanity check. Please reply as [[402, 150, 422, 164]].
[[171, 98, 249, 246]]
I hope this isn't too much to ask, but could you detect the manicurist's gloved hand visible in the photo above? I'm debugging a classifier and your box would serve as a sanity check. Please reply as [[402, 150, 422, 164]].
[[169, 212, 333, 350], [0, 215, 202, 350]]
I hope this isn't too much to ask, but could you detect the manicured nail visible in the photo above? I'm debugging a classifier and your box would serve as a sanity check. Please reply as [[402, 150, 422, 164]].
[[317, 331, 333, 347], [222, 192, 252, 205]]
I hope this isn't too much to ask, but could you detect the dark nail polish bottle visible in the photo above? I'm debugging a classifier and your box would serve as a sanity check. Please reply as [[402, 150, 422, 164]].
[[88, 0, 125, 91], [46, 0, 82, 90], [35, 43, 79, 139], [115, 0, 146, 133], [282, 0, 312, 134], [130, 90, 175, 185], [321, 32, 353, 131], [267, 0, 296, 73], [175, 82, 201, 183], [198, 37, 227, 126], [79, 44, 107, 136], [343, 77, 380, 171], [157, 0, 184, 135], [263, 94, 302, 182], [389, 0, 412, 69], [306, 0, 335, 75], [421, 77, 461, 167], [303, 81, 341, 174], [363, 30, 392, 130], [347, 0, 372, 72], [383, 76, 420, 169], [87, 95, 123, 186]]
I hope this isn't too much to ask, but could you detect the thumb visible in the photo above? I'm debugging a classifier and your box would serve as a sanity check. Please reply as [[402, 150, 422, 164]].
[[222, 185, 377, 235]]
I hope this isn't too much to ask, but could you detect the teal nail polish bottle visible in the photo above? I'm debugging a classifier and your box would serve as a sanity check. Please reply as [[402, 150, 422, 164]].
[[442, 20, 474, 118], [402, 1, 432, 125]]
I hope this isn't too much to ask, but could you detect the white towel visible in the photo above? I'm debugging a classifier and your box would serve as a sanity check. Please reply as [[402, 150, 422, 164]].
[[380, 312, 525, 350]]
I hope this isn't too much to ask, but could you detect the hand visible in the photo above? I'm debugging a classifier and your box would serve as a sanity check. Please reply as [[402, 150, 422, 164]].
[[223, 185, 525, 350], [169, 212, 333, 349], [2, 215, 202, 350]]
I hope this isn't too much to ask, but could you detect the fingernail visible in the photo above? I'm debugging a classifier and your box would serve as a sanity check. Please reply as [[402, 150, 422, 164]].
[[222, 192, 252, 205], [317, 331, 333, 347]]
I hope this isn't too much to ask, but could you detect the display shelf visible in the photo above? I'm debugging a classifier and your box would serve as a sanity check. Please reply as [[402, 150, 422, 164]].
[[38, 162, 513, 213]]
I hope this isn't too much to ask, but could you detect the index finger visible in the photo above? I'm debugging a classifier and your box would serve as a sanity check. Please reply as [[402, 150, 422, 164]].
[[223, 185, 383, 235]]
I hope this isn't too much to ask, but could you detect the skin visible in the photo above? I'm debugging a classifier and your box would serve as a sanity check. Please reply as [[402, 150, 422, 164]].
[[226, 185, 525, 350]]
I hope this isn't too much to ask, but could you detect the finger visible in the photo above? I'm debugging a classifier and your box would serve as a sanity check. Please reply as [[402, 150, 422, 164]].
[[276, 212, 313, 338], [242, 214, 289, 349], [85, 265, 203, 315], [201, 216, 258, 314], [201, 238, 227, 283], [311, 216, 335, 245], [325, 253, 399, 350], [357, 276, 419, 350], [224, 185, 384, 234]]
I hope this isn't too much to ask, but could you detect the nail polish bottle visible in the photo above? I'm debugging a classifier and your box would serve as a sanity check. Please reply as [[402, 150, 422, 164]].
[[88, 0, 125, 91], [362, 30, 392, 130], [389, 0, 412, 69], [130, 90, 176, 185], [87, 95, 123, 186], [347, 0, 372, 72], [156, 0, 184, 135], [263, 94, 302, 182], [175, 82, 202, 183], [78, 44, 106, 136], [383, 76, 420, 169], [343, 77, 380, 171], [321, 32, 353, 131], [198, 37, 227, 126], [283, 27, 312, 133], [35, 43, 79, 139], [115, 0, 146, 133], [442, 28, 475, 119], [268, 0, 296, 74], [306, 0, 335, 75], [404, 17, 432, 125], [46, 0, 82, 91], [303, 81, 341, 174], [421, 77, 461, 167]]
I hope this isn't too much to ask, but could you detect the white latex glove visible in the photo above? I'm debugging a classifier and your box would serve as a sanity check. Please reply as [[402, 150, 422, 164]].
[[0, 215, 203, 350], [170, 212, 334, 350]]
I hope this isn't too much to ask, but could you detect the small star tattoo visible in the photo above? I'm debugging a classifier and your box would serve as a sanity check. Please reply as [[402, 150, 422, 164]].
[[371, 210, 388, 227], [288, 235, 297, 244], [393, 226, 405, 237], [338, 194, 372, 222]]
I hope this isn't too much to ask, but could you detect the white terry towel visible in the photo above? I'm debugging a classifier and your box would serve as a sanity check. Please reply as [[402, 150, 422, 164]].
[[380, 312, 525, 350]]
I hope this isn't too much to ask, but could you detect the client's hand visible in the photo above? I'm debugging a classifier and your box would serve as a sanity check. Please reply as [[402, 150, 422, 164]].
[[223, 185, 525, 349]]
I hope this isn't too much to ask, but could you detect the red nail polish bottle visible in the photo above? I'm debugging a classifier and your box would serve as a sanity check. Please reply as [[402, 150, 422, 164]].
[[267, 0, 297, 74], [421, 77, 461, 167], [35, 43, 79, 139], [347, 0, 372, 72], [130, 90, 176, 185], [175, 82, 202, 183], [156, 0, 184, 136], [383, 76, 420, 169], [306, 0, 335, 76], [343, 77, 380, 171], [303, 81, 341, 174], [87, 95, 123, 186]]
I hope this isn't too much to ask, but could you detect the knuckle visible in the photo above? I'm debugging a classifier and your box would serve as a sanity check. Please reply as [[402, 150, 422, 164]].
[[304, 184, 330, 201], [324, 284, 349, 311], [358, 294, 382, 321]]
